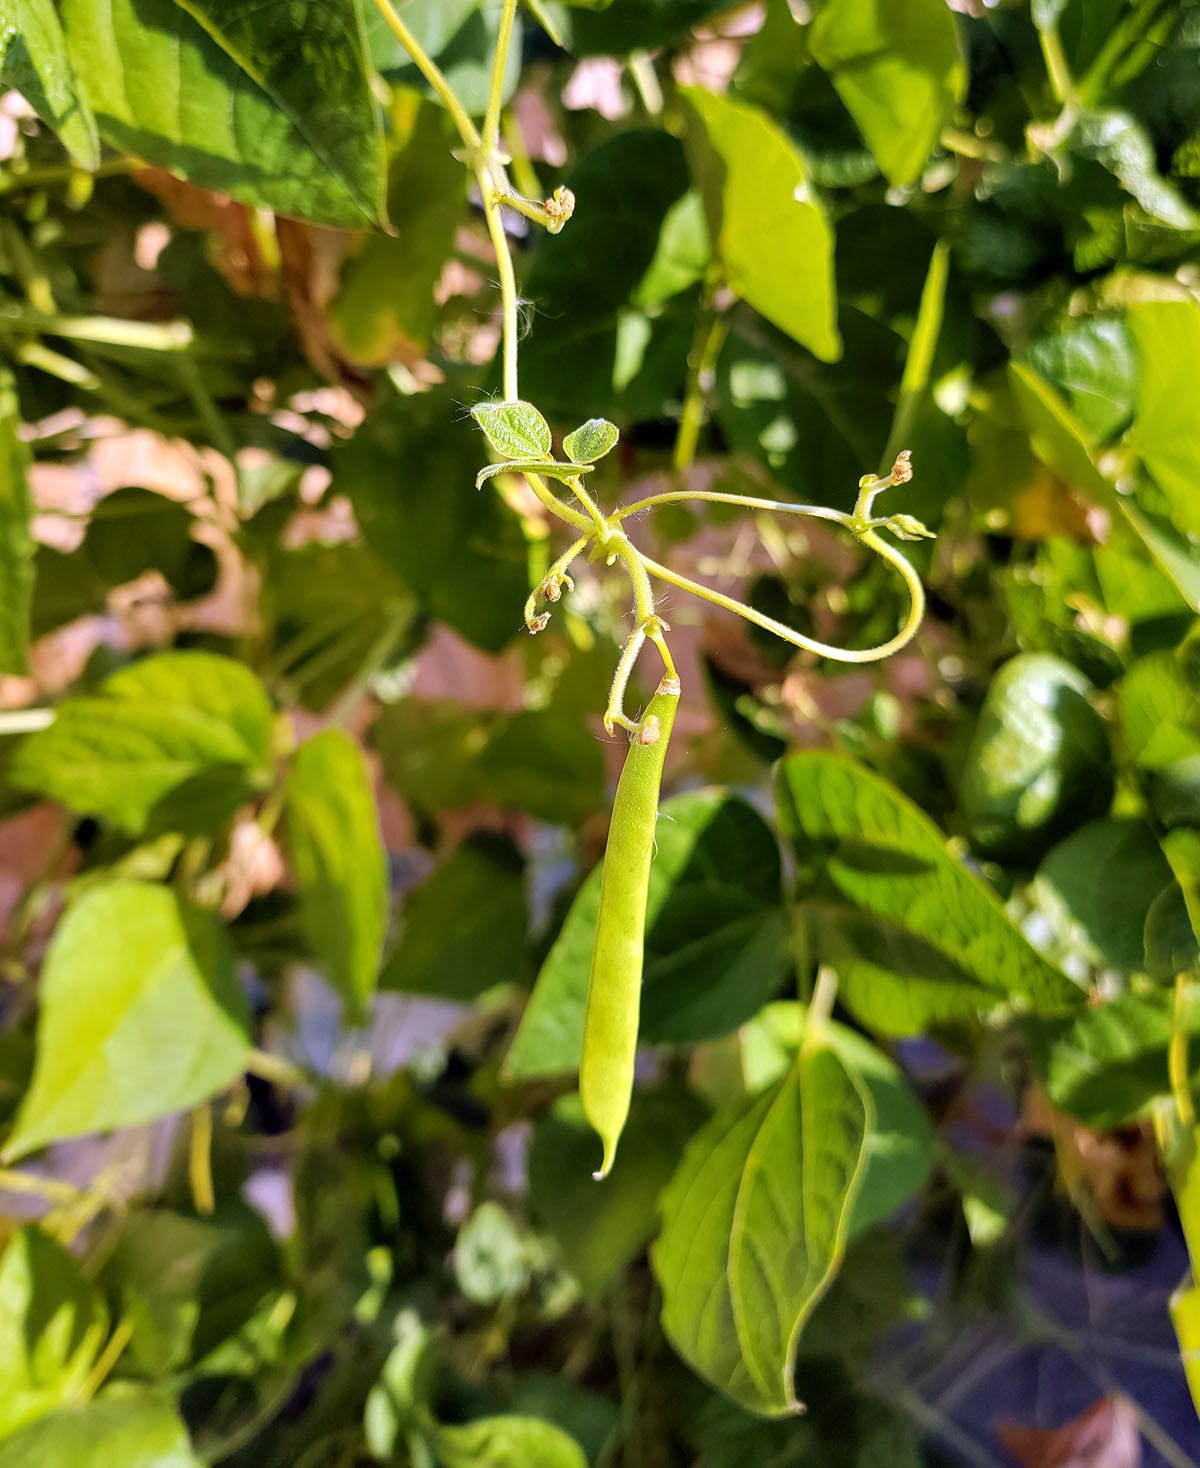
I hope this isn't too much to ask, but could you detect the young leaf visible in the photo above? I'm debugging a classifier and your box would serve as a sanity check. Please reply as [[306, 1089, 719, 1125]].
[[808, 0, 965, 189], [10, 651, 276, 836], [563, 418, 620, 464], [471, 401, 554, 461], [0, 369, 32, 675], [475, 459, 592, 491], [60, 0, 385, 228], [285, 728, 388, 1018], [777, 752, 1081, 1035], [682, 87, 840, 362], [505, 790, 788, 1079], [0, 1387, 201, 1468], [0, 0, 100, 169], [4, 882, 252, 1160], [652, 1034, 872, 1416], [0, 1227, 108, 1437]]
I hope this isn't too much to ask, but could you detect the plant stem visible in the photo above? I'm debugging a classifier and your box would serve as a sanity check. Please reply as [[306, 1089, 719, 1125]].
[[673, 266, 728, 474], [367, 0, 480, 152], [483, 0, 520, 156], [0, 708, 54, 735], [1172, 973, 1196, 1129], [246, 1047, 308, 1089], [80, 1318, 134, 1402], [0, 1167, 81, 1203], [480, 181, 521, 402], [0, 156, 135, 197], [522, 472, 592, 532], [614, 489, 854, 527], [189, 1103, 216, 1216], [1038, 21, 1075, 108]]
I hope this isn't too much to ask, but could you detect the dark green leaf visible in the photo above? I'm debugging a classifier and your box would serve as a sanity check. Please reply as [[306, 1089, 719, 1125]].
[[1034, 818, 1174, 974], [778, 751, 1080, 1035], [682, 87, 839, 362], [505, 790, 788, 1079], [333, 390, 528, 653], [381, 834, 529, 1000], [808, 0, 965, 188], [4, 881, 251, 1160], [0, 0, 99, 168], [10, 651, 276, 835], [285, 728, 388, 1016], [61, 0, 385, 227], [529, 1087, 709, 1298]]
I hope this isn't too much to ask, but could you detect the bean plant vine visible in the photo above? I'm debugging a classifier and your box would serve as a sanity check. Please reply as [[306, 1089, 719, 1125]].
[[370, 0, 935, 1173]]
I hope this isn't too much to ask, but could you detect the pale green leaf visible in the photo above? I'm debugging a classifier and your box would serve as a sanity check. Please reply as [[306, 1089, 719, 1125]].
[[1119, 650, 1200, 771], [681, 87, 839, 362], [4, 882, 251, 1160], [808, 0, 965, 188], [0, 0, 99, 168], [10, 651, 276, 835], [285, 728, 388, 1016], [475, 459, 592, 491], [505, 790, 788, 1079], [0, 1386, 200, 1468], [471, 401, 554, 461], [60, 0, 385, 227], [564, 418, 620, 464], [0, 369, 32, 675], [0, 1227, 108, 1437], [777, 751, 1080, 1035], [434, 1415, 587, 1468], [652, 1034, 871, 1416], [1128, 300, 1200, 540], [1171, 1281, 1200, 1427]]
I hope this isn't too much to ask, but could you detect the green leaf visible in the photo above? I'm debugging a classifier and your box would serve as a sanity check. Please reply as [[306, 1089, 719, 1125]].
[[529, 1087, 709, 1299], [1119, 649, 1200, 770], [777, 751, 1079, 1036], [60, 0, 385, 228], [1030, 989, 1200, 1129], [330, 99, 465, 365], [102, 1208, 284, 1377], [0, 0, 99, 168], [453, 1202, 530, 1306], [1171, 1281, 1200, 1429], [652, 1033, 871, 1417], [373, 699, 606, 827], [333, 389, 528, 653], [505, 791, 788, 1080], [1024, 317, 1136, 444], [4, 881, 251, 1160], [1033, 818, 1174, 975], [1128, 300, 1200, 540], [285, 728, 388, 1017], [10, 651, 276, 836], [475, 459, 592, 491], [0, 1227, 108, 1437], [0, 369, 33, 675], [563, 419, 620, 465], [682, 87, 839, 362], [808, 0, 965, 188], [381, 834, 528, 1000], [433, 1415, 587, 1468], [0, 1386, 200, 1468], [471, 401, 554, 462]]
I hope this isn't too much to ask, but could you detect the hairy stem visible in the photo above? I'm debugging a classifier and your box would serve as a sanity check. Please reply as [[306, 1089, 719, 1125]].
[[367, 0, 480, 152]]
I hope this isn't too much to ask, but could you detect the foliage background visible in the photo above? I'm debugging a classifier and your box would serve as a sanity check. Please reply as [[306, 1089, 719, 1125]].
[[2, 0, 1200, 1464]]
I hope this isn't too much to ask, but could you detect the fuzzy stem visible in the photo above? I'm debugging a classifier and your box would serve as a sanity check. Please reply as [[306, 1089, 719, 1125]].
[[367, 0, 481, 152]]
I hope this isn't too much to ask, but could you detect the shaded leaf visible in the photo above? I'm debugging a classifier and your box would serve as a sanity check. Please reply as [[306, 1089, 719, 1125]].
[[505, 790, 788, 1079], [285, 728, 388, 1016], [0, 369, 32, 675], [1128, 300, 1200, 540], [434, 1415, 587, 1468], [4, 882, 251, 1160]]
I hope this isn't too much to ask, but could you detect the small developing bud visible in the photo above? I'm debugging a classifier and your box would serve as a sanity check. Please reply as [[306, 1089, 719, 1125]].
[[528, 611, 551, 634], [540, 569, 574, 604], [637, 716, 661, 747], [544, 186, 576, 234], [884, 513, 935, 541], [889, 450, 913, 486], [657, 675, 681, 697]]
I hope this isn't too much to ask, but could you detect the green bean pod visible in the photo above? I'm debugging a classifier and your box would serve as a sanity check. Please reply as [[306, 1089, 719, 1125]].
[[581, 674, 680, 1178]]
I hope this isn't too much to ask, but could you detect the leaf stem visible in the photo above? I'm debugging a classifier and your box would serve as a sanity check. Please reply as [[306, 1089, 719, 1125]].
[[0, 1166, 81, 1202], [672, 266, 728, 474], [483, 0, 520, 156], [1172, 973, 1196, 1129], [367, 0, 481, 152], [189, 1103, 216, 1216]]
